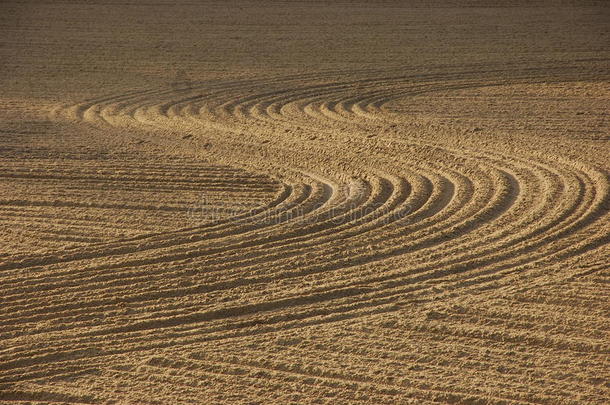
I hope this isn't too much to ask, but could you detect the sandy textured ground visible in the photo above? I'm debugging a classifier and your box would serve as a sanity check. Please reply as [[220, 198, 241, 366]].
[[1, 1, 609, 404]]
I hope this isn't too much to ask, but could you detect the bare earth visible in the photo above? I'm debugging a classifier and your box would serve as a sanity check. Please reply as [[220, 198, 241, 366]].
[[1, 1, 609, 404]]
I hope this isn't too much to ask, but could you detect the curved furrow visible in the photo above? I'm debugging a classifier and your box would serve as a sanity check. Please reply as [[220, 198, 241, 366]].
[[8, 50, 608, 405]]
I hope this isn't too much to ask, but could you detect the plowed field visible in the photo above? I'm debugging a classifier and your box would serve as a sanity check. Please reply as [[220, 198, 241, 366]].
[[1, 1, 608, 404]]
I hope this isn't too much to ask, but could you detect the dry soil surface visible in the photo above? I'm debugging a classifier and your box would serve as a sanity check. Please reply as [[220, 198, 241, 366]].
[[0, 1, 609, 404]]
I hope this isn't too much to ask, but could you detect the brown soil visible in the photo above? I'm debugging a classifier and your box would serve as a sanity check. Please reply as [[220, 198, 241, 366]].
[[1, 1, 609, 404]]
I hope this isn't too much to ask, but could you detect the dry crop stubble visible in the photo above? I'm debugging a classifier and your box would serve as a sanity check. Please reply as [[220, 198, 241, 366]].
[[0, 1, 609, 404]]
